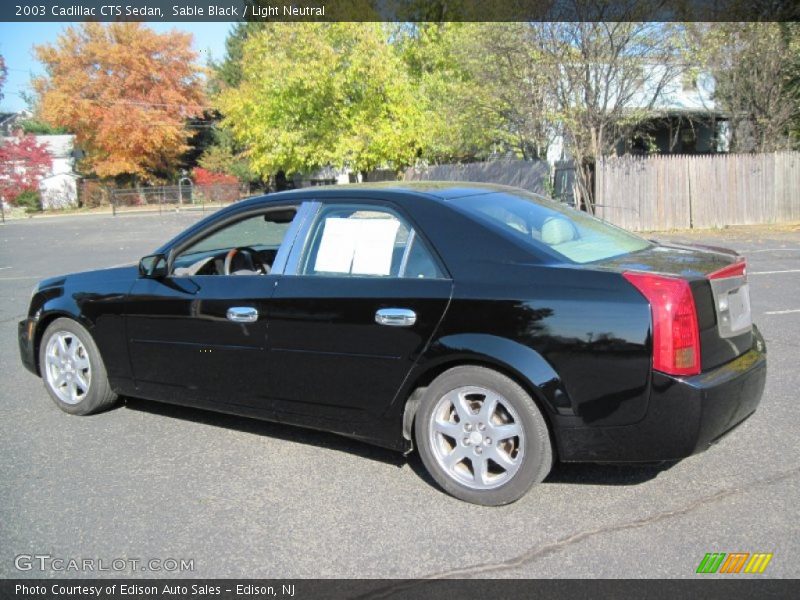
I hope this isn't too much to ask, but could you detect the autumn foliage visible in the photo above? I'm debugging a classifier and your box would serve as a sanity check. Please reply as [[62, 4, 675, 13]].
[[193, 167, 238, 186], [0, 134, 53, 204], [33, 23, 206, 182]]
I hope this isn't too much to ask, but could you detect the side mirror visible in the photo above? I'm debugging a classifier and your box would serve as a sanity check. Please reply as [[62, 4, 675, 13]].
[[138, 253, 168, 278]]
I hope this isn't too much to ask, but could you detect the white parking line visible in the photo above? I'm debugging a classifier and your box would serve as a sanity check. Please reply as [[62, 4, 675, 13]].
[[0, 276, 42, 281], [750, 269, 800, 275], [765, 309, 800, 315], [748, 248, 800, 253]]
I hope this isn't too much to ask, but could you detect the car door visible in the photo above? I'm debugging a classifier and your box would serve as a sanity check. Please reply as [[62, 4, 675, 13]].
[[266, 201, 453, 427], [125, 203, 309, 413]]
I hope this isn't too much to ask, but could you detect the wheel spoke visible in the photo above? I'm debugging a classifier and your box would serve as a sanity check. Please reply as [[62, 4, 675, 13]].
[[450, 391, 473, 422], [487, 445, 516, 470], [74, 354, 90, 371], [45, 354, 61, 370], [477, 392, 499, 422], [69, 340, 81, 360], [444, 446, 468, 469], [433, 419, 461, 440], [75, 372, 90, 391], [69, 381, 80, 403], [53, 373, 67, 388], [56, 334, 68, 357], [472, 456, 489, 485], [489, 422, 522, 441]]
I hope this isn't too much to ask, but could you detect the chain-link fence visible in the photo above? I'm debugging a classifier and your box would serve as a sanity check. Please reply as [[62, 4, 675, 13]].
[[107, 183, 242, 215]]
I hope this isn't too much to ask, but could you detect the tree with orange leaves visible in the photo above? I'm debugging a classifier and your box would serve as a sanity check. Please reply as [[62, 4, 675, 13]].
[[33, 23, 206, 182]]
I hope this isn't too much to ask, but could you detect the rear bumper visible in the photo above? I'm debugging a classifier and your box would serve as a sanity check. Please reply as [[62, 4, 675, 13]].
[[18, 317, 38, 376], [557, 328, 767, 462]]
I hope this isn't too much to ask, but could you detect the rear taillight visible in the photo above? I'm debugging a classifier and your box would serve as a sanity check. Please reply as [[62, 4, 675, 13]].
[[623, 272, 701, 376], [708, 257, 747, 281]]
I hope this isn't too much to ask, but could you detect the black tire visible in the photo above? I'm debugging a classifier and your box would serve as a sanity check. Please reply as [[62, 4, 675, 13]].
[[415, 366, 553, 506], [38, 317, 118, 416]]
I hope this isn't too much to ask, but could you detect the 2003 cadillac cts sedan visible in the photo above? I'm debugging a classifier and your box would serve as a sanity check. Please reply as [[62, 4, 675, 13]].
[[19, 183, 767, 505]]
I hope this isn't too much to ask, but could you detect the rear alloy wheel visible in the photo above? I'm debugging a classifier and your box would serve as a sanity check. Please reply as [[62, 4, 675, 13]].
[[415, 366, 553, 505], [39, 318, 118, 415]]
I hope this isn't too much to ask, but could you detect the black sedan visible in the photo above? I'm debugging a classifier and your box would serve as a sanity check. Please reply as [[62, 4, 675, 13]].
[[18, 183, 767, 505]]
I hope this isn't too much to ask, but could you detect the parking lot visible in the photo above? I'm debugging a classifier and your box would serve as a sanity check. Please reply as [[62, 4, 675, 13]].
[[1, 212, 798, 578]]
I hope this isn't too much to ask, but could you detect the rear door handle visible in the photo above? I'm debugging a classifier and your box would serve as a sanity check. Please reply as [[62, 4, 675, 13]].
[[375, 308, 417, 327], [227, 306, 258, 323]]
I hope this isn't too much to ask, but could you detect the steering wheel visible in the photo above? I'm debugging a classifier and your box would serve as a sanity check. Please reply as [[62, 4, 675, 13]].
[[223, 246, 268, 275]]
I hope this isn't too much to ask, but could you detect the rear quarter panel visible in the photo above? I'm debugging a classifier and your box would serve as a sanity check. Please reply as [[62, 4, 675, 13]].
[[406, 263, 653, 430]]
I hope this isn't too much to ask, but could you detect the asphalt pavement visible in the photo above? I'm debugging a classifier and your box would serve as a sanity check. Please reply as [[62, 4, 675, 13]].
[[1, 213, 798, 578]]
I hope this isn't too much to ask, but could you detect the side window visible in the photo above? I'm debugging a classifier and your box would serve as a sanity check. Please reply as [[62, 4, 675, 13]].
[[172, 208, 297, 277], [301, 205, 444, 279]]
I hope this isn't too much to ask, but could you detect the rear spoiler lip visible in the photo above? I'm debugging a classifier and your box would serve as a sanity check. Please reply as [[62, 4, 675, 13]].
[[654, 241, 741, 261]]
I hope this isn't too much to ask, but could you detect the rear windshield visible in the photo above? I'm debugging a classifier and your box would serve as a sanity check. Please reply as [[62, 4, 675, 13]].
[[448, 190, 651, 263]]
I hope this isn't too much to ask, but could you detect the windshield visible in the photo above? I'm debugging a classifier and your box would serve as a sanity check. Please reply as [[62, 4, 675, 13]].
[[448, 190, 651, 264]]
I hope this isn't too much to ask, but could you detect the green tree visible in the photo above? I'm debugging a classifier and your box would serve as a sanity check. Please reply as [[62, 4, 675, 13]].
[[396, 23, 561, 164], [198, 127, 254, 183], [19, 118, 68, 135], [687, 22, 800, 152], [535, 20, 683, 211], [0, 54, 7, 103], [216, 23, 427, 176], [209, 21, 265, 93], [398, 23, 504, 163]]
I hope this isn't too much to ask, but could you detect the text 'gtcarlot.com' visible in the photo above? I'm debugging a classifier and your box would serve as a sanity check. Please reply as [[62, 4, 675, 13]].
[[14, 554, 194, 572]]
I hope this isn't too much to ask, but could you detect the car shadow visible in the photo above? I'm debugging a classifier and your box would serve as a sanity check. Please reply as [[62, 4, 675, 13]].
[[122, 397, 678, 488], [121, 397, 406, 468], [403, 454, 677, 489], [545, 461, 680, 485]]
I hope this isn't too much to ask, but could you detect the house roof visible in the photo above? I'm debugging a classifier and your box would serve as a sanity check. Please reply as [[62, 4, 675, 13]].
[[0, 110, 33, 131]]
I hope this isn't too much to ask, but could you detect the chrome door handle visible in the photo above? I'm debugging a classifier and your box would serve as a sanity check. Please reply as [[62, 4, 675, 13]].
[[227, 306, 258, 323], [375, 308, 417, 327]]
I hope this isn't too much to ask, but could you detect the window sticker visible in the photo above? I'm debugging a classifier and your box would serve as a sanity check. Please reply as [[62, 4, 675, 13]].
[[314, 217, 401, 276]]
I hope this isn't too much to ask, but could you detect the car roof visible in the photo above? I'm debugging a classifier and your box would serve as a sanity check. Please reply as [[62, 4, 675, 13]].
[[233, 181, 526, 209]]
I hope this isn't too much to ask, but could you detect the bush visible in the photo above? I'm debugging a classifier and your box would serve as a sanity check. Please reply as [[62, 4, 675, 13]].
[[193, 167, 238, 186], [79, 180, 110, 208], [15, 190, 42, 214]]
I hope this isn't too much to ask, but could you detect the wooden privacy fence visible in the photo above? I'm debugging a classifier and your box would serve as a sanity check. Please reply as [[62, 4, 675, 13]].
[[595, 152, 800, 231]]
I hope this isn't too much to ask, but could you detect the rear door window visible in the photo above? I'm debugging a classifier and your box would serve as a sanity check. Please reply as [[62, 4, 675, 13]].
[[300, 205, 445, 279]]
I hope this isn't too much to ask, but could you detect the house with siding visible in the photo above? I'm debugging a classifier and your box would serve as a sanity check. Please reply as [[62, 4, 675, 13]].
[[1, 129, 81, 209]]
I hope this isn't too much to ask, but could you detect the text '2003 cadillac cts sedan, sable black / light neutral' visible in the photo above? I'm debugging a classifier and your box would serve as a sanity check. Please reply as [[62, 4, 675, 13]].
[[18, 183, 767, 505]]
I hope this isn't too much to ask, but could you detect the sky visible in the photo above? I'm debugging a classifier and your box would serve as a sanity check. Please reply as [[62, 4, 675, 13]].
[[0, 22, 233, 113]]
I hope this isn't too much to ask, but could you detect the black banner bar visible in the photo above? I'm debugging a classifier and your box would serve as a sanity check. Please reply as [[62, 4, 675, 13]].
[[1, 579, 798, 600], [1, 0, 799, 23]]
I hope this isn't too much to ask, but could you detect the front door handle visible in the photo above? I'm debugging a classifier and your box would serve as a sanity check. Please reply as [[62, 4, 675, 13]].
[[227, 306, 258, 323], [375, 308, 417, 327]]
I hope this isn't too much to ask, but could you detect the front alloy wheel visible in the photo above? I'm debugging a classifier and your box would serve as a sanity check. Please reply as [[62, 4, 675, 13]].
[[44, 331, 92, 405], [39, 318, 118, 415]]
